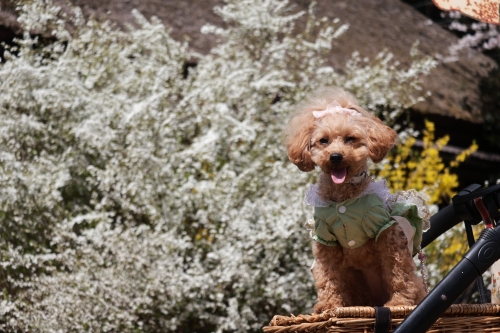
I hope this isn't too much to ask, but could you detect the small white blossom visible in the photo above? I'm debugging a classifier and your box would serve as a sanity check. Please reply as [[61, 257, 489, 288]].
[[0, 0, 435, 332]]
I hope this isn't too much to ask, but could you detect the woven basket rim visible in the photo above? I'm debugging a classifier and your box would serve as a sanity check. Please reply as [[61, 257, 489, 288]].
[[263, 304, 500, 333]]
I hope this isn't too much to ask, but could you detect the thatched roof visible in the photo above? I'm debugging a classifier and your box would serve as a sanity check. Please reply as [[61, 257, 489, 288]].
[[0, 0, 496, 123], [307, 0, 495, 123]]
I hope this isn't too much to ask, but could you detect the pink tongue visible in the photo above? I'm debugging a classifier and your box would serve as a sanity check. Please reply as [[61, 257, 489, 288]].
[[331, 168, 347, 184]]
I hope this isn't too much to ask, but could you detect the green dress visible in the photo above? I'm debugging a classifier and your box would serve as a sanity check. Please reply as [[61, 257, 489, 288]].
[[305, 180, 430, 256]]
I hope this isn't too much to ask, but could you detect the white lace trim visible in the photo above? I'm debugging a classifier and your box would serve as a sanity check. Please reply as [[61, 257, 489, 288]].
[[356, 180, 393, 209], [303, 184, 331, 207], [387, 189, 431, 231], [303, 179, 390, 207], [304, 179, 431, 230]]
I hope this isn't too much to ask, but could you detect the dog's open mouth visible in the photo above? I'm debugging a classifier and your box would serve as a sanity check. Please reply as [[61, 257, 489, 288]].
[[331, 167, 348, 184]]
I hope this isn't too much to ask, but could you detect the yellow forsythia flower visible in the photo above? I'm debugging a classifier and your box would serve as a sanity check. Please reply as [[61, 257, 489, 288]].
[[373, 120, 477, 205]]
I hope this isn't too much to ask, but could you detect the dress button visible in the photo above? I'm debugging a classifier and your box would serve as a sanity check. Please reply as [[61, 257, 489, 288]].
[[348, 240, 356, 247], [338, 205, 346, 213]]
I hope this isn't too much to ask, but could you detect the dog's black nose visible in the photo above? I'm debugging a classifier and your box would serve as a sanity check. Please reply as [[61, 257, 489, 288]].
[[330, 153, 343, 164]]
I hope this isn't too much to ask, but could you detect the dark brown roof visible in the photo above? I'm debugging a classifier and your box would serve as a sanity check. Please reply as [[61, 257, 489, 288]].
[[0, 0, 496, 122], [305, 0, 496, 123]]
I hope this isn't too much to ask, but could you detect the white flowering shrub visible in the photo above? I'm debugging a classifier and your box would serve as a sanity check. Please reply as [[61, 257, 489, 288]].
[[445, 11, 500, 58], [0, 0, 435, 332]]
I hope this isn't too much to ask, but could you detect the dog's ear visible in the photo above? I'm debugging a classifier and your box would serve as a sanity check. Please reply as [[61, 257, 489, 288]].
[[366, 118, 397, 163], [284, 113, 316, 172], [286, 132, 315, 172], [352, 107, 397, 163]]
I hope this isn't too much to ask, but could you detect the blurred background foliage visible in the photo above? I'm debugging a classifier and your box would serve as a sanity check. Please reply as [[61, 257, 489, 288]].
[[0, 0, 497, 332]]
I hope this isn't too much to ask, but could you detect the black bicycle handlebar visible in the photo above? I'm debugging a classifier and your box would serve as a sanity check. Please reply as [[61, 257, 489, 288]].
[[395, 183, 500, 333], [421, 183, 500, 248], [394, 226, 500, 333]]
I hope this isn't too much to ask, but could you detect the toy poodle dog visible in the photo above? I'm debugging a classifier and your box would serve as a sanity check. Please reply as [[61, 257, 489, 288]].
[[284, 87, 429, 313]]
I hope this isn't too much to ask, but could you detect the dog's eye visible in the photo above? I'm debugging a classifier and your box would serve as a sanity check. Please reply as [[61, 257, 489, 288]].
[[319, 138, 329, 145], [345, 136, 356, 143]]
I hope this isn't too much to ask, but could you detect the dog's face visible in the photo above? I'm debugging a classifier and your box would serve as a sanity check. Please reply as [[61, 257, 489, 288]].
[[309, 114, 370, 184], [284, 88, 397, 183]]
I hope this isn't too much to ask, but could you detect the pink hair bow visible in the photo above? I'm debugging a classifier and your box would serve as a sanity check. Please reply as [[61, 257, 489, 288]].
[[312, 101, 362, 119]]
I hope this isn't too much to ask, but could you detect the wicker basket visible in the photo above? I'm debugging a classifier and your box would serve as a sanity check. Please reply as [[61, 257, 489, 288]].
[[263, 304, 500, 333]]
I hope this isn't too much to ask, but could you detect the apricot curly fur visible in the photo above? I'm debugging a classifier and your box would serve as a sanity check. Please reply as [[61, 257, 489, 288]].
[[284, 87, 426, 313]]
